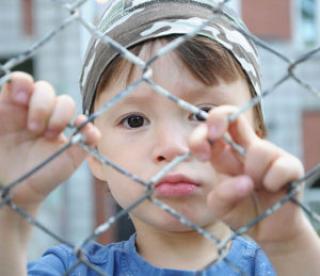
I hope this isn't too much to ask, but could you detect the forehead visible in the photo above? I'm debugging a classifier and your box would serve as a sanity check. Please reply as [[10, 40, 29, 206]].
[[94, 35, 255, 113], [97, 39, 250, 104], [96, 44, 251, 108], [134, 40, 208, 96]]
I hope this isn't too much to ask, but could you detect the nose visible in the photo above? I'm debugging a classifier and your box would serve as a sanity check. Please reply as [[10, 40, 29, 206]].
[[151, 122, 189, 164]]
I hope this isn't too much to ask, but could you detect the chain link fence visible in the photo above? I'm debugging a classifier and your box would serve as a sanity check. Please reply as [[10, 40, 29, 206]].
[[1, 0, 320, 275]]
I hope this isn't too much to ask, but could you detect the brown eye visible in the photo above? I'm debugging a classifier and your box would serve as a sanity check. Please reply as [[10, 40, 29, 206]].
[[122, 114, 147, 129]]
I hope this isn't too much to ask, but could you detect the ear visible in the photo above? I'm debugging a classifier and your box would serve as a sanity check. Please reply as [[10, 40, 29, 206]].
[[255, 126, 267, 138], [87, 155, 106, 181]]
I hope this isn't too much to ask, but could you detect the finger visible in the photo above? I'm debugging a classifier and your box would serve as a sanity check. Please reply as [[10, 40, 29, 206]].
[[0, 72, 34, 106], [189, 123, 211, 161], [74, 115, 101, 146], [207, 175, 254, 219], [245, 140, 281, 186], [209, 139, 244, 175], [65, 115, 101, 175], [28, 81, 56, 134], [45, 95, 75, 139], [189, 112, 244, 174], [207, 105, 256, 147], [207, 106, 257, 173], [263, 155, 304, 192]]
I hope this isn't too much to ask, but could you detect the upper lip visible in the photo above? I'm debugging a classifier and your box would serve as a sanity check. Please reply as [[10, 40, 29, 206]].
[[155, 174, 200, 187]]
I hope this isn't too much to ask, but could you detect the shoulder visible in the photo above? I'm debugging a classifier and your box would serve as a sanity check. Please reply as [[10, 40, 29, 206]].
[[222, 236, 276, 275], [205, 236, 276, 275], [231, 235, 263, 258], [28, 236, 134, 275]]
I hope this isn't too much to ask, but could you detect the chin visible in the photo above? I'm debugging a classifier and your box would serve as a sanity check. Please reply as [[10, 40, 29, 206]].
[[150, 210, 216, 233], [129, 198, 217, 233]]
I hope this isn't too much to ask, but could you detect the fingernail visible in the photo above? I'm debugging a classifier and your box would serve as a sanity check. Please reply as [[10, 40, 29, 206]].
[[208, 120, 226, 140], [237, 176, 253, 195], [208, 126, 218, 140], [14, 90, 28, 104], [28, 120, 41, 132]]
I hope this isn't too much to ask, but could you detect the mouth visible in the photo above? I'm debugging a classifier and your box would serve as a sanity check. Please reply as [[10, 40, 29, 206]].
[[154, 174, 200, 197]]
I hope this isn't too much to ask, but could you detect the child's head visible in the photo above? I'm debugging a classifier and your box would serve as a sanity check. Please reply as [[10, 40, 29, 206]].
[[81, 0, 264, 231], [80, 0, 265, 136]]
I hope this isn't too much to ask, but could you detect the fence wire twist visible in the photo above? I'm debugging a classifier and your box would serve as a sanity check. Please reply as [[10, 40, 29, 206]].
[[0, 0, 320, 275]]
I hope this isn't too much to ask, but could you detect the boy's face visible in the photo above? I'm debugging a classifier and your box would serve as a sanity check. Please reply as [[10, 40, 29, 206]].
[[89, 42, 255, 233]]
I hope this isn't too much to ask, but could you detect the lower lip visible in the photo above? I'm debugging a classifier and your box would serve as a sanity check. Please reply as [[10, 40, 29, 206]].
[[155, 182, 198, 197]]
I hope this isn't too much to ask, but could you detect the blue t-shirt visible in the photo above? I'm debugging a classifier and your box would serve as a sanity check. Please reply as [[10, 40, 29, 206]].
[[28, 234, 276, 275]]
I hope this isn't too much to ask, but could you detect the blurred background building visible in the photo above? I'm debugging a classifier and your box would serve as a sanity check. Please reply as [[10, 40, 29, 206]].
[[0, 0, 319, 260]]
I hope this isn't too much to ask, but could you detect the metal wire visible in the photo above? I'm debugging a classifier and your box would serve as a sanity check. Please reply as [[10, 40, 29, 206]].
[[0, 0, 320, 275]]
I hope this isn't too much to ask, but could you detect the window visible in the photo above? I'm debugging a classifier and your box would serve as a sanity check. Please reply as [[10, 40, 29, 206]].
[[312, 178, 320, 188], [298, 0, 319, 46], [0, 57, 34, 78]]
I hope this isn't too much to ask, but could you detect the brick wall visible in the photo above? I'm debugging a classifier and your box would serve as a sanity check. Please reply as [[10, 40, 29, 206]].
[[303, 111, 320, 171], [242, 0, 292, 40]]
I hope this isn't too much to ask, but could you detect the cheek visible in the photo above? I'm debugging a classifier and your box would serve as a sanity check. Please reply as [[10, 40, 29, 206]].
[[105, 168, 146, 208], [97, 139, 128, 164], [97, 137, 152, 180], [97, 131, 144, 159]]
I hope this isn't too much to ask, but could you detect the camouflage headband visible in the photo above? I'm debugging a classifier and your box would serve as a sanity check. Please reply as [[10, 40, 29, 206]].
[[80, 0, 262, 119]]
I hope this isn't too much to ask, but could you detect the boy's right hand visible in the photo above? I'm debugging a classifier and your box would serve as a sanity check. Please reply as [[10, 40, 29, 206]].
[[0, 72, 100, 212]]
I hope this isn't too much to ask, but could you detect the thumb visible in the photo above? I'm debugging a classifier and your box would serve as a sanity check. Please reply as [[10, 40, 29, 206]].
[[65, 115, 101, 171], [207, 175, 254, 223]]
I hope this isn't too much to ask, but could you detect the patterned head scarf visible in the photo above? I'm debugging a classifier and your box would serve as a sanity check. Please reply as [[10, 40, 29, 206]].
[[80, 0, 263, 128]]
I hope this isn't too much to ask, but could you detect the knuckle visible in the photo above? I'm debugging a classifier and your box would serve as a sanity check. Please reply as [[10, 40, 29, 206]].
[[10, 72, 34, 95], [285, 155, 304, 177], [49, 111, 67, 126], [11, 71, 34, 83], [74, 114, 85, 125], [207, 107, 237, 125], [34, 81, 56, 98], [58, 94, 72, 102], [58, 95, 75, 110], [32, 105, 51, 118]]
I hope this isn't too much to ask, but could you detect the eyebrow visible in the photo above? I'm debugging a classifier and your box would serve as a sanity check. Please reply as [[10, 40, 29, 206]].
[[119, 84, 214, 105]]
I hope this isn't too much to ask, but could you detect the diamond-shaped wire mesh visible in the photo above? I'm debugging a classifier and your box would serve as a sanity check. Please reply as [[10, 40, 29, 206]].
[[0, 0, 320, 275]]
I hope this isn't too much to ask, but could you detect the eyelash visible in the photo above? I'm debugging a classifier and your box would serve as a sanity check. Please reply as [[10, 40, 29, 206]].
[[189, 106, 212, 122], [119, 106, 213, 129], [119, 113, 149, 129]]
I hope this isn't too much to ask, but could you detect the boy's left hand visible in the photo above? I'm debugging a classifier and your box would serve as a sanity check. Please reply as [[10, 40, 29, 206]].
[[189, 105, 306, 246]]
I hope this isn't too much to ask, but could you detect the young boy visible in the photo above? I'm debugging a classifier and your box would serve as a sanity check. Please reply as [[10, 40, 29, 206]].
[[1, 0, 320, 275]]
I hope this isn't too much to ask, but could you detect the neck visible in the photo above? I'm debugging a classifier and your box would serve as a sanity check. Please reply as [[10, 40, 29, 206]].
[[133, 219, 232, 271]]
